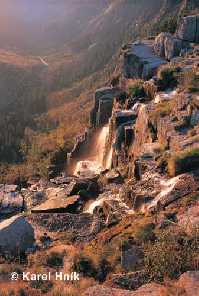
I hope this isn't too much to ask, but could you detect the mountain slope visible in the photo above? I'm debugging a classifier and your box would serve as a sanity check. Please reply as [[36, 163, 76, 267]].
[[0, 0, 197, 181]]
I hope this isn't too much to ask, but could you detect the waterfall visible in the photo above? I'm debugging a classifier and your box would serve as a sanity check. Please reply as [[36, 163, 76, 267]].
[[73, 125, 110, 177], [105, 147, 113, 169], [96, 125, 109, 166]]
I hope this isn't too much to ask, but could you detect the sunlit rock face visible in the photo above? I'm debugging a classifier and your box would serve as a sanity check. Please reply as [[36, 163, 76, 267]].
[[74, 160, 103, 178], [123, 40, 166, 79]]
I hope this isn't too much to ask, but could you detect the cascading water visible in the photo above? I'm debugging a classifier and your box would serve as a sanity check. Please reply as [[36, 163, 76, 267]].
[[95, 125, 109, 165], [73, 125, 110, 177], [105, 147, 113, 170]]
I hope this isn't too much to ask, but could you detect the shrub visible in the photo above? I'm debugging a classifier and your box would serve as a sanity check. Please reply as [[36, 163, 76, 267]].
[[30, 279, 53, 293], [151, 15, 178, 35], [168, 148, 199, 176], [46, 252, 64, 268], [158, 16, 178, 34], [117, 92, 128, 103], [135, 223, 156, 243], [18, 289, 27, 296], [150, 101, 173, 122], [157, 66, 179, 90], [96, 258, 112, 282], [144, 230, 198, 282], [182, 192, 199, 207], [111, 76, 120, 87], [180, 70, 199, 93], [128, 80, 145, 98], [73, 254, 96, 278]]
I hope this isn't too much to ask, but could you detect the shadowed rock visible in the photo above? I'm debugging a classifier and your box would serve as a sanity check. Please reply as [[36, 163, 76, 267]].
[[176, 15, 199, 43], [0, 215, 35, 254]]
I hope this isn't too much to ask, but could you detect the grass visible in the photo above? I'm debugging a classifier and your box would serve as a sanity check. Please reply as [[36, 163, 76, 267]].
[[150, 101, 173, 122], [134, 223, 156, 243], [180, 69, 199, 93], [46, 252, 64, 268], [157, 65, 179, 90], [144, 228, 198, 282], [128, 80, 145, 98], [168, 148, 199, 176]]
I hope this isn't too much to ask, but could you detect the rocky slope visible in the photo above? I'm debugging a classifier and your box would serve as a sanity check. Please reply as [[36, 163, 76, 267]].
[[0, 0, 166, 172], [0, 7, 198, 296]]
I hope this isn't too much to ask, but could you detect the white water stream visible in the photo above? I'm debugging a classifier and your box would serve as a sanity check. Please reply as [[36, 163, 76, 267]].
[[74, 125, 111, 177]]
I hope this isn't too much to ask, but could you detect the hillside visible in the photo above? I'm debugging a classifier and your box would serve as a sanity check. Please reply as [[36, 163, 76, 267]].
[[0, 7, 198, 296], [0, 0, 198, 182]]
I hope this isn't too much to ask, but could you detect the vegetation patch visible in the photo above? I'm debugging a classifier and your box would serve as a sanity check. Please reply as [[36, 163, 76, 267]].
[[168, 148, 199, 176], [134, 223, 156, 243], [157, 65, 179, 90], [180, 69, 199, 93], [128, 80, 145, 98], [150, 101, 173, 123], [144, 229, 198, 282], [46, 252, 64, 268]]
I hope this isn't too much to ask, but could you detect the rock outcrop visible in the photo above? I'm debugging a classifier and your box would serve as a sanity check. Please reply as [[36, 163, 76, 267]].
[[0, 215, 35, 254], [123, 41, 166, 79], [146, 173, 199, 213], [90, 87, 122, 127], [68, 128, 91, 160], [31, 194, 81, 213], [176, 14, 199, 43], [154, 32, 188, 60], [30, 212, 104, 242]]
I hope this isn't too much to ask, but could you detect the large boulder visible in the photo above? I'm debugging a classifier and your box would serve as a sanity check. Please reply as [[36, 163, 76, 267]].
[[147, 173, 198, 213], [176, 15, 199, 43], [164, 34, 185, 60], [131, 104, 153, 159], [154, 32, 187, 60], [123, 40, 166, 79], [65, 179, 100, 197], [31, 194, 81, 214], [154, 32, 171, 57], [0, 215, 35, 254], [29, 213, 103, 242]]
